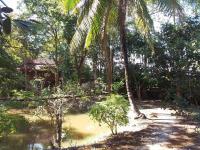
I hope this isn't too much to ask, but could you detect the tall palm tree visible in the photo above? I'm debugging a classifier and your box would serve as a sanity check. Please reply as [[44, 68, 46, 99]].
[[63, 0, 184, 118]]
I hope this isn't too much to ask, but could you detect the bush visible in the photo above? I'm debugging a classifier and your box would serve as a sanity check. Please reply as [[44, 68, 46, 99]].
[[94, 78, 106, 94], [63, 81, 86, 96], [162, 88, 189, 111], [3, 101, 29, 109], [0, 105, 29, 136], [12, 90, 34, 100], [112, 80, 124, 94], [0, 68, 25, 97], [89, 94, 129, 135]]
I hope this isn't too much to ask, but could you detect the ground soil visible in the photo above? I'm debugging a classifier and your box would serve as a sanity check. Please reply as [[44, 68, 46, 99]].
[[65, 100, 200, 150]]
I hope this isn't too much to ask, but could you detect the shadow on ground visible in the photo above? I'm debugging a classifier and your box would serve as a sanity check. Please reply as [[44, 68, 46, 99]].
[[64, 100, 200, 150]]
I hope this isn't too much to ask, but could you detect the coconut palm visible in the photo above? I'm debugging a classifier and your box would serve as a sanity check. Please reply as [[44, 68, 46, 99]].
[[63, 0, 184, 118]]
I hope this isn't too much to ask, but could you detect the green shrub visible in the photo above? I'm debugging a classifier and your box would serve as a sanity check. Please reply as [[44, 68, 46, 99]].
[[3, 101, 29, 109], [0, 105, 29, 136], [89, 94, 129, 135], [94, 78, 106, 94], [12, 90, 34, 100], [63, 81, 85, 96], [112, 80, 124, 93], [0, 69, 25, 97], [162, 88, 189, 112], [3, 100, 39, 109]]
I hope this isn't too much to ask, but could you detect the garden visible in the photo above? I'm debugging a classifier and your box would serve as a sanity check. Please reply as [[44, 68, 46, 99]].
[[0, 0, 200, 150]]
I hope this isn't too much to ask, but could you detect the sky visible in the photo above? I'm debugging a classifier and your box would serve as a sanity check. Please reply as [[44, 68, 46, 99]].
[[2, 0, 21, 12], [1, 0, 194, 31], [1, 0, 172, 29]]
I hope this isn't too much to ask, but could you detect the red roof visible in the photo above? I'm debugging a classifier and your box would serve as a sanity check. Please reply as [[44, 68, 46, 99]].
[[24, 58, 55, 65], [19, 58, 56, 71]]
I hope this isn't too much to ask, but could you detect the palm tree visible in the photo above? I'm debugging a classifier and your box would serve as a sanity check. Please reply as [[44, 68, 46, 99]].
[[63, 0, 184, 118]]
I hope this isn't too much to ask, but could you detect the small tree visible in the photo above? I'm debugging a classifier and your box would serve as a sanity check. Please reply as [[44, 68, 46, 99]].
[[36, 87, 70, 149], [89, 94, 129, 135]]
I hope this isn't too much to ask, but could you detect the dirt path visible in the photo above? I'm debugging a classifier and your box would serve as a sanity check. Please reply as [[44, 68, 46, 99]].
[[66, 100, 200, 150]]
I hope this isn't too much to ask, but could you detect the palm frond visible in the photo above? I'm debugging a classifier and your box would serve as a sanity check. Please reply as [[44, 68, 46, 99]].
[[63, 0, 81, 12], [70, 0, 100, 52], [107, 2, 118, 26], [70, 0, 114, 52], [13, 19, 40, 33], [76, 0, 92, 25], [132, 0, 154, 36], [85, 9, 103, 48], [129, 0, 155, 52], [151, 0, 184, 18]]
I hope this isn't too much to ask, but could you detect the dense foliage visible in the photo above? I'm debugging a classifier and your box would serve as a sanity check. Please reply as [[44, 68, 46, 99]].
[[0, 105, 29, 136], [1, 0, 200, 149]]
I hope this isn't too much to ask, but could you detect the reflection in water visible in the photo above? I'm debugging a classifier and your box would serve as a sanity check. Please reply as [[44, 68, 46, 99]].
[[0, 113, 109, 150], [0, 119, 53, 150], [0, 133, 49, 150], [28, 143, 43, 150]]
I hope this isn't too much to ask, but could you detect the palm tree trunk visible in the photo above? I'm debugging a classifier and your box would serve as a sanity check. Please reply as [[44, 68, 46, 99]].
[[101, 2, 112, 93], [118, 0, 145, 119]]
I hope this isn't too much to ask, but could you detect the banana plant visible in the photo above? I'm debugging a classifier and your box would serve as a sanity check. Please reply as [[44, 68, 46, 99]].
[[0, 0, 40, 35], [0, 0, 13, 34]]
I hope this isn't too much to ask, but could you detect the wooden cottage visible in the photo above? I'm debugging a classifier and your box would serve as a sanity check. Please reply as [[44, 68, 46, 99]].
[[19, 58, 60, 88]]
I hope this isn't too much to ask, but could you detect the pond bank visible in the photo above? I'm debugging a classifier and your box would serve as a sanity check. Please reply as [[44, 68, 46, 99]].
[[64, 100, 200, 150], [1, 109, 110, 150], [1, 100, 200, 150]]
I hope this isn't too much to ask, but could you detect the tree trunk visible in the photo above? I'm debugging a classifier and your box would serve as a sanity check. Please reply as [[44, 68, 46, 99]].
[[76, 65, 82, 85], [136, 84, 142, 104], [74, 50, 87, 85], [54, 29, 60, 87], [55, 113, 62, 149], [101, 2, 112, 93], [176, 76, 181, 98], [118, 0, 145, 119], [106, 45, 113, 93], [176, 84, 181, 97], [24, 63, 28, 90], [54, 68, 59, 87], [92, 57, 97, 83]]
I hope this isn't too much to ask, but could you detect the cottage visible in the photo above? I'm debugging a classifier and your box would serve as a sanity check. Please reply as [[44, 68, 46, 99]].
[[19, 58, 60, 88]]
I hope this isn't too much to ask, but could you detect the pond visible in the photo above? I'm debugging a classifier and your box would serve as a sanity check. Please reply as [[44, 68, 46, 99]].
[[0, 110, 110, 150]]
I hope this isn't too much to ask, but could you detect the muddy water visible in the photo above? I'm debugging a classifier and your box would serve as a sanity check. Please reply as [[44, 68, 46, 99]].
[[0, 113, 109, 150], [62, 114, 110, 147]]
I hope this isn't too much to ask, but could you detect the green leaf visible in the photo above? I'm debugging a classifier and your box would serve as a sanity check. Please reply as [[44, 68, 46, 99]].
[[151, 0, 184, 17], [85, 29, 93, 49], [64, 0, 80, 12], [70, 0, 101, 51]]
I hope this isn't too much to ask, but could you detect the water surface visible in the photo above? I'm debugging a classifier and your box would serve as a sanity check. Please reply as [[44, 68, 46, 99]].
[[0, 111, 109, 150]]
